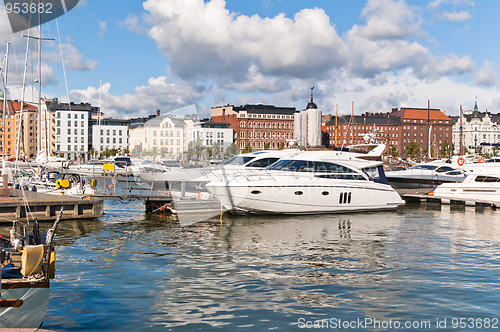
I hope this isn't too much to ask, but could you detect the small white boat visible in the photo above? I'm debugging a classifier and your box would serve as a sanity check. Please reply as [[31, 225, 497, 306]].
[[206, 145, 404, 215], [15, 171, 95, 198], [432, 171, 500, 204]]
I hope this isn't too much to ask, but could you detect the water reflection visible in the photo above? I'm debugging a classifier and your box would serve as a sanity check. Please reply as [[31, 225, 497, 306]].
[[41, 201, 500, 331]]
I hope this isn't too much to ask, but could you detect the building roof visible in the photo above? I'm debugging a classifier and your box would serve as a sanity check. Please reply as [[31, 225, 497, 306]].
[[232, 104, 296, 115], [391, 107, 451, 121], [46, 99, 99, 113], [0, 100, 37, 114], [450, 111, 500, 125], [128, 114, 157, 128], [89, 118, 129, 126], [144, 115, 185, 128], [199, 121, 231, 128]]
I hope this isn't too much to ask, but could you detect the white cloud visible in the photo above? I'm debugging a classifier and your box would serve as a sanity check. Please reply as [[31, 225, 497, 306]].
[[475, 61, 499, 87], [442, 10, 472, 21], [119, 14, 148, 34], [45, 43, 98, 71], [143, 0, 347, 85], [68, 76, 208, 118], [98, 21, 107, 36], [359, 0, 423, 40]]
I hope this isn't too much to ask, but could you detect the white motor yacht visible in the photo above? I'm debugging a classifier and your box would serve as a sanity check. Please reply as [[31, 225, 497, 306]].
[[385, 161, 466, 190], [431, 171, 500, 204], [137, 149, 301, 184], [206, 146, 404, 215]]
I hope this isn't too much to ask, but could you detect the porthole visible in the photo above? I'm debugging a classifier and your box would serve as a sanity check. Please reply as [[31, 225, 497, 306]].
[[294, 191, 303, 195], [321, 191, 329, 196], [251, 190, 261, 195]]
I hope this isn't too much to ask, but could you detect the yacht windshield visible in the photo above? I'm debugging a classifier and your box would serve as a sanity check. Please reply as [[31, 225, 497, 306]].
[[221, 156, 255, 165], [409, 165, 438, 170], [267, 160, 359, 174], [362, 166, 389, 184], [246, 157, 281, 168]]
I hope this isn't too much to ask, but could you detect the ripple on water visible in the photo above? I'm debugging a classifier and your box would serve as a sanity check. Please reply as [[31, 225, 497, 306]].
[[37, 201, 500, 330]]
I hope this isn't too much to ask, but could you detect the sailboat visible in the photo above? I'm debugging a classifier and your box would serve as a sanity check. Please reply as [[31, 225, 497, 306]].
[[0, 208, 62, 328]]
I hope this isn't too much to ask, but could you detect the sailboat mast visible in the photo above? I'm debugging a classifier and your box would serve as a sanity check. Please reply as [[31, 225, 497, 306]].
[[16, 32, 31, 162], [2, 42, 9, 188], [37, 24, 42, 154], [2, 42, 9, 164]]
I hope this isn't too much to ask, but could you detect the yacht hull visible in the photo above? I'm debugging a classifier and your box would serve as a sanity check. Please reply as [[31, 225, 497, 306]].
[[0, 281, 49, 328], [207, 181, 404, 215]]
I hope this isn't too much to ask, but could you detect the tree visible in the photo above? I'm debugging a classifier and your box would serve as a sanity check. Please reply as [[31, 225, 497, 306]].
[[187, 138, 205, 161], [389, 144, 398, 159], [224, 143, 238, 158], [263, 142, 270, 150], [440, 140, 452, 158], [123, 147, 130, 155], [242, 143, 253, 154], [406, 142, 420, 159], [212, 143, 221, 160], [150, 147, 159, 159]]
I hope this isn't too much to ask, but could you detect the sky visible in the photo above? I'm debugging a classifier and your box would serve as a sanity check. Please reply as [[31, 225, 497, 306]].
[[1, 0, 500, 120]]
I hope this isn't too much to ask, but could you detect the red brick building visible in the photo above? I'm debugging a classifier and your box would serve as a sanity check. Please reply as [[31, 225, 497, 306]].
[[324, 107, 453, 159], [211, 104, 296, 151]]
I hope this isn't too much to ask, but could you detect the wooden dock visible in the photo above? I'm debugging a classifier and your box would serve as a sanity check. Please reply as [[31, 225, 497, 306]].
[[398, 189, 498, 209], [0, 189, 103, 223]]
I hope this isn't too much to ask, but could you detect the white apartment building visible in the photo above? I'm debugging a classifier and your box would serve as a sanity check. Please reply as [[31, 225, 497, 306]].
[[92, 120, 129, 154], [54, 110, 89, 160], [452, 102, 500, 155], [189, 121, 233, 151]]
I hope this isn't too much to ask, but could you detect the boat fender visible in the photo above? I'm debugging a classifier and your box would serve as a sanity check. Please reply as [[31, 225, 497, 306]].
[[61, 179, 71, 188], [90, 179, 97, 187], [31, 186, 37, 192], [457, 157, 465, 166], [478, 158, 485, 163]]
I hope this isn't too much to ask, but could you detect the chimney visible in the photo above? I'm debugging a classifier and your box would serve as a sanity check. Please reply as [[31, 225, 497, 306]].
[[156, 109, 160, 117]]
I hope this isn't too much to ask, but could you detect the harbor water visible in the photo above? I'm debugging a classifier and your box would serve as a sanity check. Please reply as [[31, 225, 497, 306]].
[[6, 200, 499, 331]]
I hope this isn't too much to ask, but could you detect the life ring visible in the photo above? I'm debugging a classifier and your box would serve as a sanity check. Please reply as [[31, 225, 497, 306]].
[[55, 179, 62, 189], [478, 158, 485, 163], [457, 157, 465, 166]]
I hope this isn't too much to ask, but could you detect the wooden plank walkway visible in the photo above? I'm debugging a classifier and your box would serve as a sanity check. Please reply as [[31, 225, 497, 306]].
[[0, 189, 103, 223], [398, 189, 498, 209]]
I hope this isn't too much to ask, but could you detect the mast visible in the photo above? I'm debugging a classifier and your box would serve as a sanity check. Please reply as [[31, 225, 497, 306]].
[[16, 32, 31, 162], [37, 23, 42, 154], [2, 42, 9, 188], [335, 104, 338, 146], [427, 99, 430, 161], [459, 105, 463, 155], [351, 100, 354, 145], [97, 77, 102, 158]]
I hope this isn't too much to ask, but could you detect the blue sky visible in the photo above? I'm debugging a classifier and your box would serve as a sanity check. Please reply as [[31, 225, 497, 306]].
[[1, 0, 500, 119]]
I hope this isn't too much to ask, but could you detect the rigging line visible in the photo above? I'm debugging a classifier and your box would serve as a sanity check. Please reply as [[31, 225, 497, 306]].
[[55, 18, 70, 107]]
